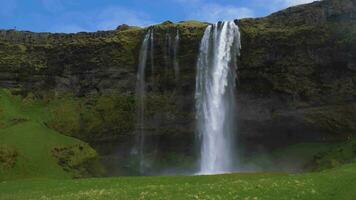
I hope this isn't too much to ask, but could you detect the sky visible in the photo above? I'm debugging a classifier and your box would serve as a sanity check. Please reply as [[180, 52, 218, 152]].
[[0, 0, 318, 33]]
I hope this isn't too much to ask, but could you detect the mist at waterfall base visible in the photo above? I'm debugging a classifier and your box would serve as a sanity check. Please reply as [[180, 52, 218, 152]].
[[121, 21, 309, 176]]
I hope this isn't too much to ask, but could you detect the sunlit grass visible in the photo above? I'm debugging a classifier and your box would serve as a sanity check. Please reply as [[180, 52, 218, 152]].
[[1, 163, 356, 200]]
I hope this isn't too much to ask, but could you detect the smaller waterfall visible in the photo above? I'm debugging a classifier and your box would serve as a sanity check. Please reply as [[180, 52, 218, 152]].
[[195, 21, 241, 174], [135, 29, 154, 173], [164, 33, 172, 70], [150, 30, 155, 75], [173, 30, 180, 81]]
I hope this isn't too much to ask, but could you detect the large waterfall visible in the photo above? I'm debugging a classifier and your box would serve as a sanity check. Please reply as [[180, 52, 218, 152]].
[[135, 29, 154, 173], [195, 21, 241, 174]]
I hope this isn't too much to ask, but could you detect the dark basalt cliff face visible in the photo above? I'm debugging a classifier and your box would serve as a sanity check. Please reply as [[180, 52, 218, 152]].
[[0, 0, 355, 172], [238, 0, 356, 148]]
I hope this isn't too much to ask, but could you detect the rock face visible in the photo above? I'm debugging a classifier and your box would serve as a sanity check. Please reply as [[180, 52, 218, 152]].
[[237, 0, 356, 149], [0, 0, 355, 172]]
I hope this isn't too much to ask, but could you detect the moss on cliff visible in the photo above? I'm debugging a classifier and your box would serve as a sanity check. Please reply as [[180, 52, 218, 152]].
[[52, 144, 105, 178], [303, 104, 356, 136], [239, 7, 356, 106], [0, 145, 18, 171], [46, 94, 136, 141], [308, 139, 356, 171]]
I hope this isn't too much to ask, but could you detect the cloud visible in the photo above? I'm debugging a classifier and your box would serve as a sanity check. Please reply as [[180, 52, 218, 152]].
[[49, 24, 90, 33], [95, 6, 155, 30], [0, 0, 17, 17], [257, 0, 319, 12], [281, 0, 318, 7], [190, 4, 254, 22], [45, 6, 155, 33], [174, 0, 254, 22]]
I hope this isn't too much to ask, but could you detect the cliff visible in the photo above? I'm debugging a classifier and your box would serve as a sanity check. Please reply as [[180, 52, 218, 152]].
[[238, 0, 356, 147], [0, 0, 355, 174]]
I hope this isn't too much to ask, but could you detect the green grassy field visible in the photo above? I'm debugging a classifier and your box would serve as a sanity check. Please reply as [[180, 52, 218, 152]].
[[1, 163, 356, 200]]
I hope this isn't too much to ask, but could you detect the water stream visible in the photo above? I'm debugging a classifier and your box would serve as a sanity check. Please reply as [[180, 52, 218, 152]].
[[135, 29, 154, 174], [195, 21, 241, 174]]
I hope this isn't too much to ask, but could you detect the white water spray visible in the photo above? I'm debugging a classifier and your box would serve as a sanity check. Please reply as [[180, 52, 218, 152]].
[[173, 30, 180, 80], [195, 21, 241, 174], [164, 33, 172, 70], [150, 29, 155, 75], [135, 29, 154, 173]]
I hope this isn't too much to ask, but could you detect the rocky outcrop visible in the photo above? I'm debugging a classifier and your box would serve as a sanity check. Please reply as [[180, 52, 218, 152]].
[[0, 0, 355, 172]]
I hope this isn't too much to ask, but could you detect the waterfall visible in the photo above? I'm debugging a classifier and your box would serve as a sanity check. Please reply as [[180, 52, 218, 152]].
[[195, 21, 241, 174], [164, 33, 172, 71], [173, 30, 180, 80], [135, 29, 154, 173], [150, 30, 155, 76]]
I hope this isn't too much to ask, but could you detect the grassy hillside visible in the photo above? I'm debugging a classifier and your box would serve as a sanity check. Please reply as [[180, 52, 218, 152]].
[[0, 163, 356, 200], [0, 90, 103, 180]]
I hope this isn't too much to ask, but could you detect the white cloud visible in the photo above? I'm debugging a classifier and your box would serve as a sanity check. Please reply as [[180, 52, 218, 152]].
[[95, 6, 155, 30], [190, 4, 254, 22], [49, 24, 90, 33], [281, 0, 318, 7], [46, 6, 155, 33], [174, 0, 254, 22], [257, 0, 319, 12]]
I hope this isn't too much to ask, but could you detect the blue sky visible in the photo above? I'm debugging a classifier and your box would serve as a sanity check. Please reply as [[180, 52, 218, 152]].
[[0, 0, 317, 33]]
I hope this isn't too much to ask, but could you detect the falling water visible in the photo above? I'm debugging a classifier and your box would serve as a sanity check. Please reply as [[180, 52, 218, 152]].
[[135, 29, 154, 173], [150, 30, 155, 75], [195, 21, 241, 174], [173, 30, 180, 80], [164, 32, 173, 77]]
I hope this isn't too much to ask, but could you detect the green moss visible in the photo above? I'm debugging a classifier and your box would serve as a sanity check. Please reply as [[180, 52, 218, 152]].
[[145, 93, 179, 117], [176, 20, 208, 28], [52, 144, 105, 178], [0, 145, 18, 170], [308, 139, 356, 171], [108, 28, 143, 66], [304, 104, 356, 136], [0, 42, 27, 70], [47, 98, 81, 137], [46, 94, 136, 141], [85, 95, 136, 138]]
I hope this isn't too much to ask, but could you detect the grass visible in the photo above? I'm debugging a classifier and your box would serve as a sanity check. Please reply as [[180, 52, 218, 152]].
[[0, 90, 100, 180], [0, 163, 355, 200]]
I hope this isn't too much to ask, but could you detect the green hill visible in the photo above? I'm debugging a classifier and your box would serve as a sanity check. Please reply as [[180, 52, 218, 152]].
[[0, 90, 103, 180]]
